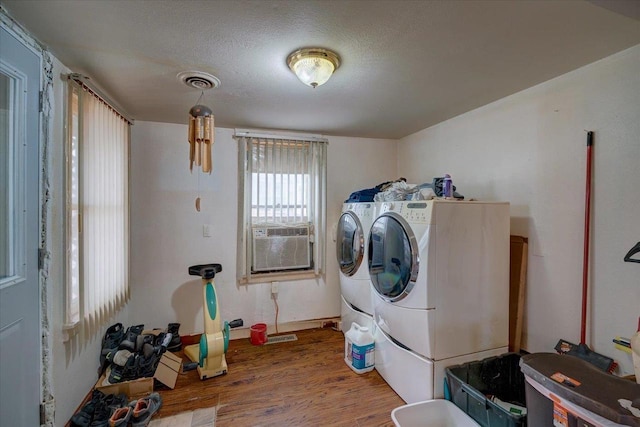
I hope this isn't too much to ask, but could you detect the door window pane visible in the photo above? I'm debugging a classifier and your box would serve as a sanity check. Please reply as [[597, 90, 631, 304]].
[[1, 73, 12, 279]]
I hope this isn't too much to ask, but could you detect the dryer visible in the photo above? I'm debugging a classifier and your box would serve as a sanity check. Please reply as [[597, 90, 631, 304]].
[[368, 200, 510, 403], [337, 202, 376, 329]]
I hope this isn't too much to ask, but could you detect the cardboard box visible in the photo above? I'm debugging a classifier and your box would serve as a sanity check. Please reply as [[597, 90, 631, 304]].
[[95, 375, 153, 400], [154, 351, 182, 389], [95, 351, 183, 398]]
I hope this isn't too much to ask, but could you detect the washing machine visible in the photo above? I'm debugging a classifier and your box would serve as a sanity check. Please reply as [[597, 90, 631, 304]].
[[337, 202, 376, 329], [368, 200, 510, 402]]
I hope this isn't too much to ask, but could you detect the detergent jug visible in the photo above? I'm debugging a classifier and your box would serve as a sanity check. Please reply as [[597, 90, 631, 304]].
[[344, 322, 374, 374]]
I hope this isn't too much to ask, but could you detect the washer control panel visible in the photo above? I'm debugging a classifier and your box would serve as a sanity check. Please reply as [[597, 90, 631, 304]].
[[381, 201, 433, 223], [352, 202, 375, 221]]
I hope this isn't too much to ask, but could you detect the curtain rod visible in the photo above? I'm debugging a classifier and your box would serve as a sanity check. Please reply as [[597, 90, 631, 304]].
[[234, 129, 328, 143], [67, 73, 134, 124]]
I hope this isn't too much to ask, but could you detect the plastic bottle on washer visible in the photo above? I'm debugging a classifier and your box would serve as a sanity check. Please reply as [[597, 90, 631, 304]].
[[443, 174, 453, 198], [632, 317, 640, 384]]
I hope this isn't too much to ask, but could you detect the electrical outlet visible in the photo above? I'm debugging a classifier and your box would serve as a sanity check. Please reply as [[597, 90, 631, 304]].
[[203, 224, 212, 237], [271, 281, 279, 294]]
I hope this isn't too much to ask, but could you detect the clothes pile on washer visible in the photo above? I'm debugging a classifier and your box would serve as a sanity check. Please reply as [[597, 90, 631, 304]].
[[344, 177, 464, 204]]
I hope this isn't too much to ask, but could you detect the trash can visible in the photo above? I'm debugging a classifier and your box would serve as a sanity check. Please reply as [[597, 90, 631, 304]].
[[445, 353, 527, 427], [520, 352, 640, 427], [391, 399, 480, 427]]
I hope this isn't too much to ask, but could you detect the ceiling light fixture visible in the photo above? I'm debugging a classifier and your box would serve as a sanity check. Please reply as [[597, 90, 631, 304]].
[[287, 48, 341, 88]]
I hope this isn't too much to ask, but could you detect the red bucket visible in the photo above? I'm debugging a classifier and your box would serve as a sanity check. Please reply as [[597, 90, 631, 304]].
[[250, 323, 267, 345]]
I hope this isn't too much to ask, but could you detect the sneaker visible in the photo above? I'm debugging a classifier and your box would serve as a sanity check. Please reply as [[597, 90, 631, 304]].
[[118, 324, 144, 352], [167, 323, 182, 352], [130, 392, 162, 427], [108, 406, 131, 427]]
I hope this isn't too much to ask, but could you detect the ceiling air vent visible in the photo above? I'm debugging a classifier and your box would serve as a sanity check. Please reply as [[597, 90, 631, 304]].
[[177, 71, 221, 90]]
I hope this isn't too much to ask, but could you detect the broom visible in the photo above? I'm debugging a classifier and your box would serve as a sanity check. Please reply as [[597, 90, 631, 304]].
[[554, 131, 616, 373]]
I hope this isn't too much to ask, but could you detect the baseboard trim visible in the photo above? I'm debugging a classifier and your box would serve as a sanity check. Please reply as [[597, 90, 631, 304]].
[[229, 316, 341, 340]]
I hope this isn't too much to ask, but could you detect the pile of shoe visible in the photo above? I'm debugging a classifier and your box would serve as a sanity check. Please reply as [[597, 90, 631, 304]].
[[69, 390, 162, 427], [99, 323, 173, 385]]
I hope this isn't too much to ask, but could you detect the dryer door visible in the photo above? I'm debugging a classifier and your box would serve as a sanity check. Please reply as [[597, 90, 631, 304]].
[[336, 211, 364, 277], [368, 212, 419, 302]]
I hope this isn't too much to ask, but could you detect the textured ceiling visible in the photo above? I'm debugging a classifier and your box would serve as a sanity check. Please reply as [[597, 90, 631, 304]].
[[2, 0, 639, 139]]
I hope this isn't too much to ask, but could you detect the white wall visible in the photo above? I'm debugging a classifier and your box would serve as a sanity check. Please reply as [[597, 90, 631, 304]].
[[128, 123, 397, 335], [398, 45, 640, 375]]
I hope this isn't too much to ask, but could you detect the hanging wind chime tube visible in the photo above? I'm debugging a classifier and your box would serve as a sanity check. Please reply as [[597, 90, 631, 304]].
[[188, 93, 215, 174]]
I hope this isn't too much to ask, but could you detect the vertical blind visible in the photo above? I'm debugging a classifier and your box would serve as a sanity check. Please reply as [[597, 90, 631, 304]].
[[67, 78, 130, 338], [251, 138, 314, 225], [236, 133, 327, 279]]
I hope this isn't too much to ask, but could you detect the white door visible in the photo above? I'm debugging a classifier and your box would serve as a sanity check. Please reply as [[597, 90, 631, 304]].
[[0, 25, 42, 427]]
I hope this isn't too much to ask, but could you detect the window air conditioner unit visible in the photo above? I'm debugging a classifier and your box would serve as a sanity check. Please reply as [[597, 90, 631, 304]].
[[252, 225, 311, 272]]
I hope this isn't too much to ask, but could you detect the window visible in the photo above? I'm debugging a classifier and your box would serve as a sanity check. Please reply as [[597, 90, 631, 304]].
[[64, 76, 130, 338], [0, 72, 14, 281], [236, 132, 327, 282]]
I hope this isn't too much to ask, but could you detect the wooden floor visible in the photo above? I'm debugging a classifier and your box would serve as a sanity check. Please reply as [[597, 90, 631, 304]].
[[155, 327, 404, 426]]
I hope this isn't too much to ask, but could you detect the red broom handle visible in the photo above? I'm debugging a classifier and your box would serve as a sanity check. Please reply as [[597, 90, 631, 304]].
[[581, 131, 594, 345]]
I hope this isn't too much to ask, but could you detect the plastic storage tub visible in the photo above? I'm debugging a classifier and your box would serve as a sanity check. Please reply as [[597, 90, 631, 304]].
[[445, 352, 527, 427], [391, 399, 480, 427], [520, 352, 640, 427]]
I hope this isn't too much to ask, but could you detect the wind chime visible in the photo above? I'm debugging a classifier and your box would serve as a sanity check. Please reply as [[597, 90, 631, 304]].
[[188, 92, 215, 174], [181, 70, 219, 212]]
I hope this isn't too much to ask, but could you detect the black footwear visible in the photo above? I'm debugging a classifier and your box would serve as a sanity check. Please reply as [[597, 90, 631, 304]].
[[89, 393, 127, 427], [102, 349, 133, 370], [118, 324, 144, 352], [70, 390, 106, 427], [102, 323, 124, 350], [111, 393, 128, 408], [135, 333, 154, 353], [98, 324, 125, 375], [167, 323, 182, 352], [88, 400, 111, 427], [88, 408, 109, 426], [137, 344, 162, 378], [107, 354, 138, 384]]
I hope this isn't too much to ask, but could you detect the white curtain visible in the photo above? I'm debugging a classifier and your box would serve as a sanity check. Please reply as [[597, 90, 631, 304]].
[[236, 133, 327, 281], [74, 83, 130, 337]]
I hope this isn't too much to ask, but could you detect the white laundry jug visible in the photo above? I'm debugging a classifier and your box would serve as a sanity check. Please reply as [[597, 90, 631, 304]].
[[344, 322, 375, 374]]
